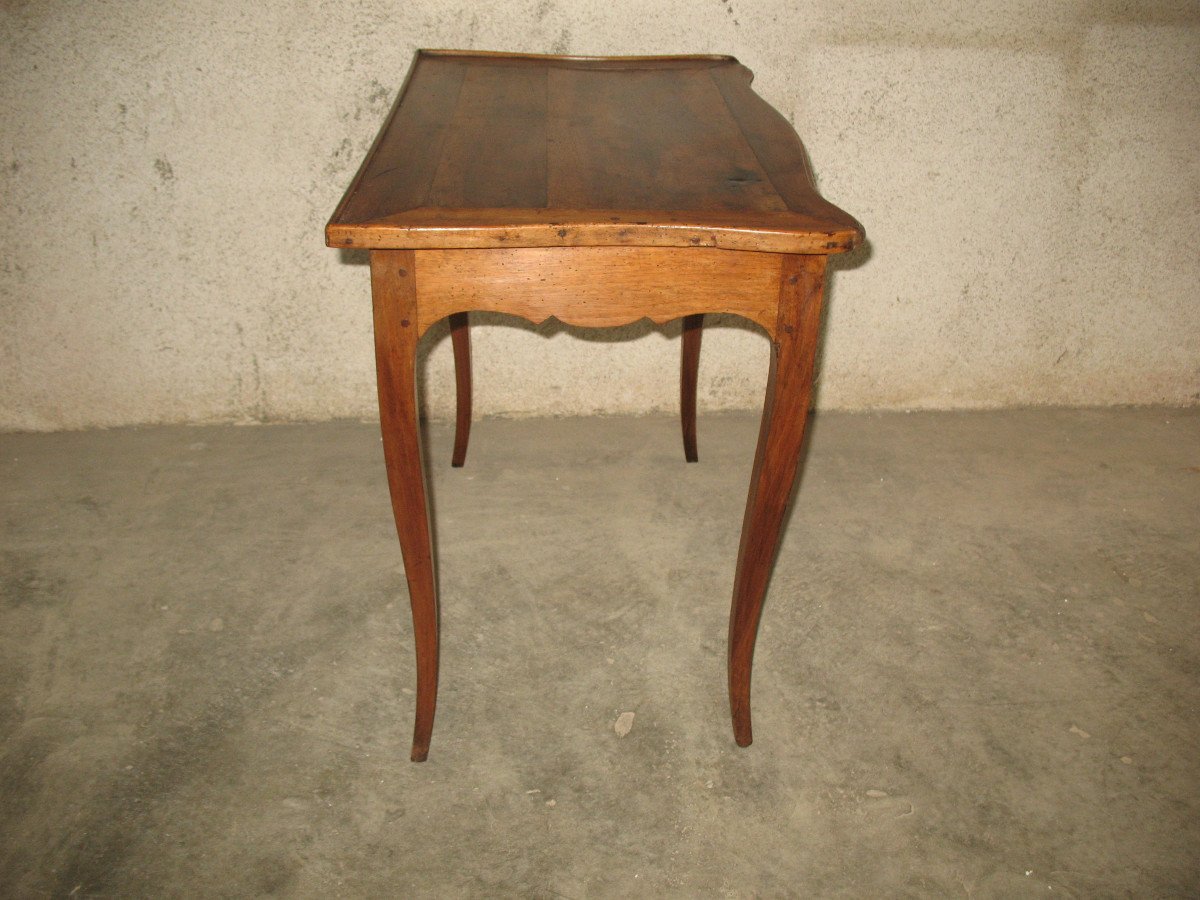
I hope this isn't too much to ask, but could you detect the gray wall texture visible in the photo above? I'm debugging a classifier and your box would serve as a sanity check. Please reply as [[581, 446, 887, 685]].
[[2, 1, 1198, 431]]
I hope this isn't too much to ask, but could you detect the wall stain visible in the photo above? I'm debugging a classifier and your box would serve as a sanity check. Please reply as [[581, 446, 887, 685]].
[[153, 158, 174, 184], [324, 137, 355, 179], [365, 80, 389, 107]]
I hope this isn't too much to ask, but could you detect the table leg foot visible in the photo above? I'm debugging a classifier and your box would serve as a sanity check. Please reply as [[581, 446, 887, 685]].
[[728, 255, 826, 748], [681, 313, 703, 463], [372, 250, 441, 762], [450, 311, 472, 468]]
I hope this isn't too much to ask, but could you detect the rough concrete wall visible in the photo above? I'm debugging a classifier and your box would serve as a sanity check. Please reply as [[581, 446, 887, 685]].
[[1, 1, 1197, 431]]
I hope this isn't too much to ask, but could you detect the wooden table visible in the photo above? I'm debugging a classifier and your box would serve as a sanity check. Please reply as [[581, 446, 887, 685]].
[[327, 50, 862, 761]]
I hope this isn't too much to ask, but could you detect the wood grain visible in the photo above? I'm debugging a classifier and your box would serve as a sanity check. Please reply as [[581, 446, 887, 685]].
[[709, 65, 859, 231], [330, 206, 857, 254], [544, 65, 784, 212], [333, 60, 467, 227], [728, 254, 827, 747], [427, 64, 548, 209], [412, 246, 783, 336], [370, 249, 440, 762], [326, 51, 862, 254]]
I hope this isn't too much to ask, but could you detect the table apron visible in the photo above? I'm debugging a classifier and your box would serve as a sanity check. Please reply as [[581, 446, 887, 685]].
[[408, 246, 786, 337]]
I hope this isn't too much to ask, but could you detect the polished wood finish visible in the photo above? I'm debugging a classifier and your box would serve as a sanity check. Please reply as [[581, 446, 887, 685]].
[[413, 246, 783, 336], [370, 250, 438, 762], [449, 312, 472, 467], [327, 51, 862, 255], [729, 255, 826, 746], [680, 314, 703, 463], [329, 52, 861, 761]]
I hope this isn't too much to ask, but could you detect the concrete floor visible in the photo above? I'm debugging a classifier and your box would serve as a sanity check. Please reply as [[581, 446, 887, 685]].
[[1, 408, 1197, 897]]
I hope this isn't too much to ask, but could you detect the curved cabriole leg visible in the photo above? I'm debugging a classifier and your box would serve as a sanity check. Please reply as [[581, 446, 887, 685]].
[[680, 313, 703, 462], [371, 250, 439, 762], [729, 254, 827, 747], [449, 311, 472, 468]]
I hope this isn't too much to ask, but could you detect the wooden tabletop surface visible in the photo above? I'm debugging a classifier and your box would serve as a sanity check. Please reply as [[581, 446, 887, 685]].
[[327, 50, 862, 254]]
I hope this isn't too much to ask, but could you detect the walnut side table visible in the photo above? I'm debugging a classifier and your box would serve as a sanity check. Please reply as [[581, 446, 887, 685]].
[[326, 50, 862, 761]]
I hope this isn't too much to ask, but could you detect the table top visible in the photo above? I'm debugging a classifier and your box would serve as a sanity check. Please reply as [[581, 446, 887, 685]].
[[326, 51, 861, 254]]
